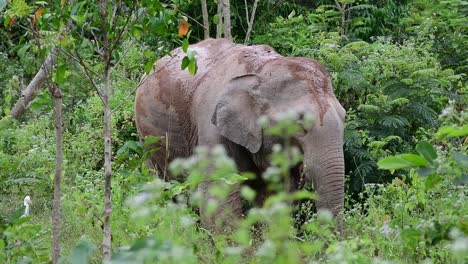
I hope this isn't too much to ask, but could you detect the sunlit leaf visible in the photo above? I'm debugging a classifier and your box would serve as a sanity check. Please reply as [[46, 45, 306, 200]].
[[436, 125, 468, 138], [378, 154, 428, 170]]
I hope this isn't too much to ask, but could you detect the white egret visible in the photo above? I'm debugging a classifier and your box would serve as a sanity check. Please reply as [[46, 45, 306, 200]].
[[21, 196, 32, 217]]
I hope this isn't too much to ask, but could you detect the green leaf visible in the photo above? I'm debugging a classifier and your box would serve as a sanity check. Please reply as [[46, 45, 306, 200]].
[[17, 44, 30, 58], [182, 38, 189, 53], [181, 56, 190, 70], [222, 173, 248, 185], [188, 59, 197, 75], [425, 174, 443, 189], [3, 15, 10, 28], [143, 135, 160, 148], [144, 57, 156, 74], [213, 14, 219, 25], [378, 154, 428, 170], [416, 141, 437, 164], [436, 125, 468, 138], [69, 240, 96, 264], [55, 64, 67, 85], [240, 186, 256, 202], [291, 190, 316, 200], [126, 140, 143, 155]]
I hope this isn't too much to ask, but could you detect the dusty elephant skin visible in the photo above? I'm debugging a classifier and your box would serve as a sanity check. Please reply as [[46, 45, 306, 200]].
[[135, 38, 346, 232]]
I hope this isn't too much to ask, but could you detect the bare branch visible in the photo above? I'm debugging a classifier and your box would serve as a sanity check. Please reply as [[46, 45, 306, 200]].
[[71, 48, 104, 99]]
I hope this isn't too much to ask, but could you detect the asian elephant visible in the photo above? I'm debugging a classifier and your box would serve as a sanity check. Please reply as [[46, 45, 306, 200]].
[[135, 38, 346, 231]]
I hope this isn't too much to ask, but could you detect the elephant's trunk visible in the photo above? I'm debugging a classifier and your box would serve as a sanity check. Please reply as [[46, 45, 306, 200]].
[[309, 147, 344, 214], [303, 126, 345, 228]]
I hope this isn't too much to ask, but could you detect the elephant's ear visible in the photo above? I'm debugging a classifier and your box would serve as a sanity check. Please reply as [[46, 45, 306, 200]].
[[211, 74, 262, 153]]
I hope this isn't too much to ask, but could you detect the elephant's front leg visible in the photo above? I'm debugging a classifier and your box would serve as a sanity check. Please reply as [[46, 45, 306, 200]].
[[199, 180, 243, 234]]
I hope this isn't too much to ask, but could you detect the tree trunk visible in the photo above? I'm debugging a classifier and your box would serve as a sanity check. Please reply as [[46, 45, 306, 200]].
[[244, 0, 260, 44], [50, 83, 63, 264], [216, 0, 223, 38], [222, 0, 232, 40], [100, 0, 113, 261], [201, 0, 210, 39], [8, 49, 58, 119], [102, 69, 112, 261]]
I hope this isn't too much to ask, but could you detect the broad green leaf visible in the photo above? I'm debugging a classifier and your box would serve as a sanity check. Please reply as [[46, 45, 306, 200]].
[[436, 125, 468, 138], [181, 56, 190, 70], [416, 141, 437, 163], [182, 38, 189, 52], [188, 59, 197, 75], [213, 14, 219, 25], [378, 154, 428, 170], [143, 135, 160, 148], [126, 140, 143, 155]]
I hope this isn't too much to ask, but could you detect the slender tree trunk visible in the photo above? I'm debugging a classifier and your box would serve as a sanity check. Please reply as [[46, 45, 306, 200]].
[[201, 0, 210, 39], [8, 49, 57, 119], [222, 0, 232, 40], [102, 68, 112, 261], [216, 0, 223, 38], [334, 0, 347, 36], [100, 0, 113, 261], [244, 0, 260, 44], [50, 83, 63, 264]]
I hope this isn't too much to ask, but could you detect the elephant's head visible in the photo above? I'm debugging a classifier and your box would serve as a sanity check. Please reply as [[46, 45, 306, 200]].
[[211, 58, 346, 221]]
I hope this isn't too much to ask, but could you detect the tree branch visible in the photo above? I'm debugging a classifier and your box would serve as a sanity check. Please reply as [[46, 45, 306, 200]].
[[8, 49, 58, 119]]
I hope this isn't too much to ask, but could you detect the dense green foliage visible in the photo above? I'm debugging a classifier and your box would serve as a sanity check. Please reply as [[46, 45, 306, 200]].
[[0, 0, 467, 263]]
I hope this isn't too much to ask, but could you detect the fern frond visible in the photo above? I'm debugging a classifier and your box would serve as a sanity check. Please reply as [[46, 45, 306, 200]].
[[379, 115, 409, 129]]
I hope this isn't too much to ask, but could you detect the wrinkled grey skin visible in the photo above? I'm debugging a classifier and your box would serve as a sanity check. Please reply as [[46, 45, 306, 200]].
[[135, 38, 346, 232]]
